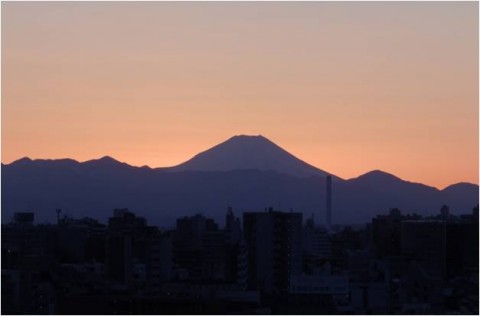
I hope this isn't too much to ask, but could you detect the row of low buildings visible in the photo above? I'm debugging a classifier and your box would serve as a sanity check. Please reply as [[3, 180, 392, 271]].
[[2, 204, 479, 314]]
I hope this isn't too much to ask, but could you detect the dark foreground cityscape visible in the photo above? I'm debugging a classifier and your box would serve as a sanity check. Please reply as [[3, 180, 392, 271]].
[[2, 195, 478, 315]]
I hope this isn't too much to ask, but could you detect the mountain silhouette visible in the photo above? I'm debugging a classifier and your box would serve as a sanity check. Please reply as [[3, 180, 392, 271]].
[[350, 170, 402, 183], [2, 135, 478, 226], [348, 170, 439, 192], [170, 135, 335, 178]]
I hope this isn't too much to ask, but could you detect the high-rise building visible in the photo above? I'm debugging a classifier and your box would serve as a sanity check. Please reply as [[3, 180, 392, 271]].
[[326, 175, 332, 230], [225, 207, 241, 244], [446, 220, 479, 278], [224, 208, 247, 285], [173, 214, 214, 279], [106, 209, 140, 287], [172, 210, 248, 283], [401, 220, 446, 277], [243, 209, 302, 295], [369, 209, 404, 258], [303, 217, 331, 259], [105, 208, 161, 291]]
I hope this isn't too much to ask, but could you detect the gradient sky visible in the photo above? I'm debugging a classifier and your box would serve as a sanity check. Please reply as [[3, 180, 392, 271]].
[[2, 2, 478, 189]]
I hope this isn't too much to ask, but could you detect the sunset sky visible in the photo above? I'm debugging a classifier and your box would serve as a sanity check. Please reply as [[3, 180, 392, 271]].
[[2, 2, 478, 189]]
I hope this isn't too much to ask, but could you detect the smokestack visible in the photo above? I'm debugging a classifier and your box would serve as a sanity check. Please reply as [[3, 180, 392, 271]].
[[326, 175, 332, 230]]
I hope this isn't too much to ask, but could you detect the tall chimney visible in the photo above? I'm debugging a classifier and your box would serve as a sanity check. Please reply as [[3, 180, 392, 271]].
[[326, 175, 332, 230]]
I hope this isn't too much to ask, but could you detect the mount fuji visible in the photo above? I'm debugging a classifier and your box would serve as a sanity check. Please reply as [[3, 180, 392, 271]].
[[169, 135, 334, 178]]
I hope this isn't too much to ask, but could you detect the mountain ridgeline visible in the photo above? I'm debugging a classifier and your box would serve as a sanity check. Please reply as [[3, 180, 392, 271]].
[[2, 135, 478, 226]]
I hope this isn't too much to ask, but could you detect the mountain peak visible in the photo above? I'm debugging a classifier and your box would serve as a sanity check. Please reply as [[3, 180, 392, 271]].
[[84, 156, 123, 166], [171, 135, 334, 178], [229, 134, 267, 140], [442, 182, 479, 192], [225, 134, 277, 147], [11, 157, 33, 165], [98, 155, 118, 162], [8, 157, 80, 167], [350, 169, 402, 183], [362, 169, 400, 179]]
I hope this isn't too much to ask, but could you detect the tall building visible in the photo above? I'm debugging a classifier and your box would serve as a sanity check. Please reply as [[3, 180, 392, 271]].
[[225, 207, 241, 244], [173, 214, 215, 280], [401, 220, 446, 277], [106, 208, 161, 291], [369, 209, 403, 258], [446, 220, 479, 278], [172, 210, 246, 283], [326, 175, 332, 230], [303, 217, 331, 259], [243, 209, 302, 295], [302, 216, 332, 275], [224, 208, 247, 285], [106, 210, 140, 287], [440, 205, 450, 220]]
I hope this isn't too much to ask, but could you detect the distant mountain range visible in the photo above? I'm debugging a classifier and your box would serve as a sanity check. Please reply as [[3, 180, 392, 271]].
[[2, 135, 478, 226]]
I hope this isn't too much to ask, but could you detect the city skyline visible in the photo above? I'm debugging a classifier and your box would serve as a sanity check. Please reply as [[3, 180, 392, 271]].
[[2, 2, 478, 189], [3, 205, 479, 314]]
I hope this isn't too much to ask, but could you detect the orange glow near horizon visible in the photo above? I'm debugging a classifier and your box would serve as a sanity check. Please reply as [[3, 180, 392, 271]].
[[2, 2, 478, 190]]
